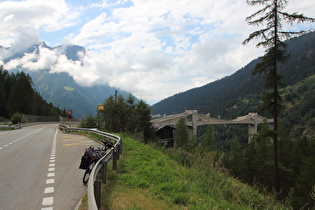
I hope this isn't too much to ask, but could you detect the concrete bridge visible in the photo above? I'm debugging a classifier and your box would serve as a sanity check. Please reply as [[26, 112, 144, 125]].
[[151, 110, 273, 142]]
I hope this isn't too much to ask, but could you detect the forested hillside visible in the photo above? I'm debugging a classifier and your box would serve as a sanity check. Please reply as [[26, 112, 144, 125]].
[[28, 70, 132, 118], [151, 32, 315, 119], [0, 66, 65, 122]]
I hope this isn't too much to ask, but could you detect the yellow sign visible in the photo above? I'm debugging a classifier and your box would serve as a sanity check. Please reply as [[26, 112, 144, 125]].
[[97, 105, 104, 111]]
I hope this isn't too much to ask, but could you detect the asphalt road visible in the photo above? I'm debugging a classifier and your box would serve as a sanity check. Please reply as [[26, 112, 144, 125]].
[[0, 124, 99, 210]]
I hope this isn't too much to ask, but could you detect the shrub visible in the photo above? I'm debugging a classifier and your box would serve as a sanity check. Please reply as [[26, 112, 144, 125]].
[[11, 112, 22, 124], [79, 115, 97, 128]]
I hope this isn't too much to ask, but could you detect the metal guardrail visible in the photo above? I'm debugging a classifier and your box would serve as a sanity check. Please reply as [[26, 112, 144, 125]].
[[59, 124, 122, 210]]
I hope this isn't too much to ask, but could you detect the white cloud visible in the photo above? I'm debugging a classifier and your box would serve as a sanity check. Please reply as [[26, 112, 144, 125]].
[[0, 0, 79, 50], [63, 0, 268, 103], [1, 0, 314, 105]]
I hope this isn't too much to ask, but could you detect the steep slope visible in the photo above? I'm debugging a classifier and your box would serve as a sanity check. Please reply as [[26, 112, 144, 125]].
[[151, 32, 315, 118], [30, 71, 131, 118], [79, 133, 289, 209]]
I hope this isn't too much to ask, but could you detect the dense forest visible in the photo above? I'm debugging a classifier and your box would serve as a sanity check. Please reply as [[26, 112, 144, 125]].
[[0, 66, 66, 122]]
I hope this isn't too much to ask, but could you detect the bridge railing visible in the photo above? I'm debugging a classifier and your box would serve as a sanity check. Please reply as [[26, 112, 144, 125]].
[[59, 124, 122, 210]]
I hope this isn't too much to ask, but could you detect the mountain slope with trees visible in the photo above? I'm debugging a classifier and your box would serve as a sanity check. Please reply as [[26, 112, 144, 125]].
[[0, 66, 65, 122], [151, 32, 315, 119]]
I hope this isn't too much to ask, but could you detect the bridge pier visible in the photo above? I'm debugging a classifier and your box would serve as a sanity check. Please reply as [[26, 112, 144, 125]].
[[248, 123, 257, 143], [192, 110, 198, 136]]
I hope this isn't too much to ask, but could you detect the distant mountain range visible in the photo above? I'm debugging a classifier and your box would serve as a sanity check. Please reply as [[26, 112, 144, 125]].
[[151, 32, 315, 118], [1, 43, 135, 119], [2, 32, 314, 123]]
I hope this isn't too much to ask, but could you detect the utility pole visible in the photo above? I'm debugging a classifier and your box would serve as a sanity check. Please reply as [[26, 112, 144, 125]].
[[115, 90, 118, 101]]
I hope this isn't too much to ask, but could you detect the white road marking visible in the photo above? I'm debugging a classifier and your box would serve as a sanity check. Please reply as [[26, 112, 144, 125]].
[[41, 207, 53, 210], [0, 127, 45, 150], [41, 128, 58, 209], [47, 173, 55, 177], [44, 187, 54, 194], [42, 197, 54, 206], [46, 179, 55, 184]]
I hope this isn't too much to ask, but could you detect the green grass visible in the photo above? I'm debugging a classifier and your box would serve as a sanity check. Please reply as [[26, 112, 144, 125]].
[[0, 127, 13, 131], [87, 134, 290, 210]]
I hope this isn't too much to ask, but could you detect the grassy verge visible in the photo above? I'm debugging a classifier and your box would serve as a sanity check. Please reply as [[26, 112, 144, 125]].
[[0, 128, 13, 131], [79, 133, 289, 209]]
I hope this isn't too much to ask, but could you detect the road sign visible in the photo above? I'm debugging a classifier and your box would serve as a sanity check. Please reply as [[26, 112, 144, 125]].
[[67, 110, 73, 115], [97, 105, 104, 111]]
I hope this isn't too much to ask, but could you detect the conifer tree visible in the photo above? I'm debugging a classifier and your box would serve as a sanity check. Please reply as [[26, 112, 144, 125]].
[[294, 138, 315, 208], [0, 66, 6, 117], [202, 125, 215, 152], [174, 118, 189, 148], [243, 0, 314, 194], [134, 99, 154, 142], [126, 94, 136, 133], [103, 95, 116, 131]]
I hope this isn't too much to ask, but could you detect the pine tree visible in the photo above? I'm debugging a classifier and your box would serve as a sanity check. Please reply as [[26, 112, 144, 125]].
[[202, 125, 215, 152], [294, 138, 315, 208], [103, 95, 116, 131], [134, 100, 154, 142], [115, 95, 128, 132], [0, 66, 6, 117], [126, 94, 136, 133], [243, 0, 314, 195], [223, 136, 245, 178], [174, 118, 189, 148]]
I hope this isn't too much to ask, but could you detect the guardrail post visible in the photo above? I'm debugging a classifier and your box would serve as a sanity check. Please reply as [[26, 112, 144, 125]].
[[120, 140, 123, 155], [116, 145, 120, 160], [120, 139, 123, 155], [102, 161, 108, 184], [94, 180, 101, 208], [113, 149, 117, 170]]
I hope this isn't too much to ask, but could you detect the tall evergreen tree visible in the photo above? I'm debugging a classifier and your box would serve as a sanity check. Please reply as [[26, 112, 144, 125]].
[[126, 94, 136, 133], [103, 95, 116, 131], [243, 0, 314, 194], [115, 95, 128, 132], [202, 125, 215, 152], [174, 118, 189, 148], [223, 136, 245, 178], [294, 138, 315, 208], [0, 66, 6, 117], [134, 99, 154, 142]]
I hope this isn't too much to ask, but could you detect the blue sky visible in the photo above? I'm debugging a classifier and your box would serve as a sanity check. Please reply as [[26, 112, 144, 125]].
[[0, 0, 314, 105]]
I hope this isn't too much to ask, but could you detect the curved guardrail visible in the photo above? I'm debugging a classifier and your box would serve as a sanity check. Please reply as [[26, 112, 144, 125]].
[[59, 124, 122, 210]]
